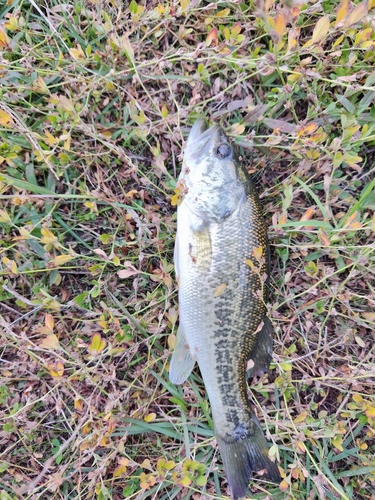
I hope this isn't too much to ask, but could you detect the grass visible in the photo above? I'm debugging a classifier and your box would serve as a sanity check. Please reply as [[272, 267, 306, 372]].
[[0, 0, 375, 499]]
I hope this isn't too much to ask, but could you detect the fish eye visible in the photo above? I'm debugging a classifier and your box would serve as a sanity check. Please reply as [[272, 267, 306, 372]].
[[216, 143, 231, 159]]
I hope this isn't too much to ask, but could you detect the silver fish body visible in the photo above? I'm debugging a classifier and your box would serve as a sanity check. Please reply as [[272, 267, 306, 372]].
[[170, 120, 280, 500]]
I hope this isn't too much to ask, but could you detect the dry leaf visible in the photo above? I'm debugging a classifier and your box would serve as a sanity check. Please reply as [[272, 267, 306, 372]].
[[40, 334, 60, 350], [0, 110, 13, 127], [303, 16, 330, 47], [144, 412, 156, 422], [118, 268, 139, 278], [206, 27, 218, 47], [252, 246, 263, 260], [0, 27, 10, 48], [70, 45, 85, 60], [300, 207, 315, 221], [343, 1, 368, 27], [214, 283, 227, 297], [274, 12, 287, 38], [335, 0, 350, 24], [52, 254, 74, 266], [48, 360, 64, 377], [88, 333, 106, 354]]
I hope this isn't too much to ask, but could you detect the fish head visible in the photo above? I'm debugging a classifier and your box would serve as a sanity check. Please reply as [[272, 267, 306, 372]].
[[180, 120, 247, 224]]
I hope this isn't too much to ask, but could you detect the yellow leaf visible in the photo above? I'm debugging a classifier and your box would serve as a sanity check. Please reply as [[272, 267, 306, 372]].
[[300, 207, 315, 221], [39, 334, 60, 349], [318, 229, 331, 246], [280, 362, 292, 371], [74, 399, 84, 411], [217, 8, 230, 17], [279, 479, 289, 491], [365, 406, 375, 417], [125, 189, 137, 198], [180, 0, 189, 11], [168, 333, 176, 349], [297, 122, 319, 136], [279, 212, 288, 225], [332, 436, 344, 452], [0, 209, 11, 223], [294, 411, 308, 423], [33, 75, 49, 94], [355, 27, 372, 44], [252, 245, 263, 260], [230, 122, 245, 135], [245, 259, 255, 269], [206, 27, 218, 47], [335, 0, 350, 24], [113, 461, 128, 478], [140, 472, 156, 490], [214, 283, 227, 297], [2, 256, 18, 274], [52, 254, 74, 266], [170, 193, 180, 206], [48, 360, 64, 377], [333, 33, 345, 47], [274, 12, 287, 38], [40, 226, 57, 245], [70, 45, 85, 60], [161, 105, 168, 119], [44, 131, 59, 146], [287, 28, 299, 52], [0, 27, 10, 48], [295, 440, 305, 453], [144, 412, 156, 422], [84, 200, 98, 213], [303, 16, 330, 47], [4, 16, 18, 31], [45, 313, 54, 331], [99, 436, 109, 446], [58, 95, 75, 113], [344, 1, 368, 27], [89, 333, 106, 354], [0, 110, 13, 127]]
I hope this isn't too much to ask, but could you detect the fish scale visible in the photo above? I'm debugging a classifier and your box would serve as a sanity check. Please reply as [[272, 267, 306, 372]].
[[170, 119, 280, 499]]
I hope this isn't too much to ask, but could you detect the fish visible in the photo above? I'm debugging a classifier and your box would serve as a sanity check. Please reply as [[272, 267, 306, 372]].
[[169, 119, 280, 499]]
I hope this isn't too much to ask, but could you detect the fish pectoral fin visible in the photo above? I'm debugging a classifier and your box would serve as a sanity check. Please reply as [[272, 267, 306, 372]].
[[246, 316, 274, 379], [169, 324, 195, 385]]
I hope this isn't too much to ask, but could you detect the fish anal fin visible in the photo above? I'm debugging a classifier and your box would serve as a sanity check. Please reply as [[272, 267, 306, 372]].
[[169, 324, 195, 385], [246, 316, 273, 379]]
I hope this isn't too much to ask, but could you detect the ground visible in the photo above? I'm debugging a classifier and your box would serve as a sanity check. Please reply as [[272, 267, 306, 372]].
[[0, 1, 375, 499]]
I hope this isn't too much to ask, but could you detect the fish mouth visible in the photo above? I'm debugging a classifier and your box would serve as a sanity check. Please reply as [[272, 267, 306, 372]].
[[186, 119, 221, 159]]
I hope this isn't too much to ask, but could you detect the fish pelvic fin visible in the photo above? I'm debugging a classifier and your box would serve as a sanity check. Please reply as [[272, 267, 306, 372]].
[[169, 324, 196, 385], [246, 316, 274, 379], [216, 420, 280, 500]]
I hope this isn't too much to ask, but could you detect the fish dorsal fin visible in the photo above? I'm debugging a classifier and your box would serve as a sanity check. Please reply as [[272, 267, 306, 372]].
[[169, 323, 196, 385]]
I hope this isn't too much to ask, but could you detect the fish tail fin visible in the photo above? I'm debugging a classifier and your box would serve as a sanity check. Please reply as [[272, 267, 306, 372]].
[[216, 420, 280, 500]]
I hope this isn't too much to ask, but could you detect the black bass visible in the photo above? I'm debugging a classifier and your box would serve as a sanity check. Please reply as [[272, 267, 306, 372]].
[[169, 120, 280, 499]]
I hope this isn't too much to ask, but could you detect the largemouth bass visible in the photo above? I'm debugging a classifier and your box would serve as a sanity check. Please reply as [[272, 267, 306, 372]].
[[169, 120, 280, 499]]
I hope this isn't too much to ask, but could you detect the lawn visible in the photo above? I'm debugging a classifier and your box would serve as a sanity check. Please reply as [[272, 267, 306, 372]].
[[0, 0, 375, 499]]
